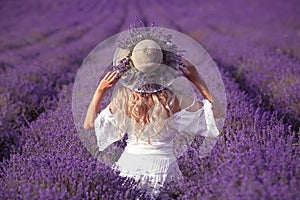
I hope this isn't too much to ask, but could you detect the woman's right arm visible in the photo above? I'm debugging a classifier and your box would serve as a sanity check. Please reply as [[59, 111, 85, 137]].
[[83, 71, 120, 130]]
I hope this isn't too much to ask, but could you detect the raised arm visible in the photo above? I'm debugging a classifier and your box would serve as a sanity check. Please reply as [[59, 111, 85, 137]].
[[83, 71, 120, 130], [179, 59, 225, 119]]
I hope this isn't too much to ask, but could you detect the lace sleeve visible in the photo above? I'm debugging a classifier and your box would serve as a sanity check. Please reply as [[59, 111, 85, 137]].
[[198, 99, 220, 137], [94, 105, 121, 152], [172, 98, 220, 159]]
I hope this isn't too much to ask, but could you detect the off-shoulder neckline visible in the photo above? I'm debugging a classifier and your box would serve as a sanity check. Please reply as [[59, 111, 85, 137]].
[[105, 98, 208, 120], [173, 103, 204, 117]]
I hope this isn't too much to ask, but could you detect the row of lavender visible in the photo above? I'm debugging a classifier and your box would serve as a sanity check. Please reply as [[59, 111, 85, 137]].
[[0, 0, 299, 199], [141, 0, 300, 131], [1, 68, 298, 199], [168, 68, 299, 199], [1, 0, 298, 160], [0, 0, 130, 161], [0, 84, 148, 199], [0, 0, 107, 69], [174, 0, 300, 129], [135, 1, 300, 198]]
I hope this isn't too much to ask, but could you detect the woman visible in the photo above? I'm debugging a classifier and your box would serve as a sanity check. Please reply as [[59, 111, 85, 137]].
[[83, 39, 225, 199]]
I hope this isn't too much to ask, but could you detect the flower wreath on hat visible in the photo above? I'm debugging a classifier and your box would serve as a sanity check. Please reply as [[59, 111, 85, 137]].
[[112, 19, 185, 94]]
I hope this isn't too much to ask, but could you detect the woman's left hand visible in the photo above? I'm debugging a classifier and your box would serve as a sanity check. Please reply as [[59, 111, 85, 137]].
[[97, 71, 120, 92], [179, 58, 203, 85]]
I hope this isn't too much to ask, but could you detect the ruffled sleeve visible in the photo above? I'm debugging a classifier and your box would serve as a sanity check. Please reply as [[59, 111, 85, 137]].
[[94, 105, 121, 152], [198, 99, 220, 137], [172, 98, 220, 159], [173, 99, 219, 137]]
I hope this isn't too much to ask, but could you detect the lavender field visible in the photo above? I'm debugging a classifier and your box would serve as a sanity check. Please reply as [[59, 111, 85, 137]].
[[0, 0, 299, 199]]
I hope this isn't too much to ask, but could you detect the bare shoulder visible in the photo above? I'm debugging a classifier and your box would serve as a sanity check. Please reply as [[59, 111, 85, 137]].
[[180, 94, 204, 112], [186, 99, 203, 112]]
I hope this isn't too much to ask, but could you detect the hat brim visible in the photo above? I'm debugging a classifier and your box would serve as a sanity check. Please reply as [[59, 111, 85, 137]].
[[113, 47, 180, 92]]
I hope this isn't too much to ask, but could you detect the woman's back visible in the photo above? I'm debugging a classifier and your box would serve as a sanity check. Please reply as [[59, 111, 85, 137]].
[[109, 86, 179, 144], [107, 86, 205, 157]]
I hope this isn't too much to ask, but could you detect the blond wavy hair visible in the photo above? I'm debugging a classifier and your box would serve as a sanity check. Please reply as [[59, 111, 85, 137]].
[[110, 86, 177, 144]]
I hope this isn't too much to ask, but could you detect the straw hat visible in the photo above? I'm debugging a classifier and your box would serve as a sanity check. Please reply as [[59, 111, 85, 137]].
[[113, 39, 180, 93], [131, 39, 163, 73]]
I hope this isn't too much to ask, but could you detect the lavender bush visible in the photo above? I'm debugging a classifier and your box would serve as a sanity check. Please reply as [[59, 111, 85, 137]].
[[0, 0, 128, 161], [0, 85, 149, 199], [141, 0, 300, 131], [171, 2, 300, 130], [0, 0, 299, 199]]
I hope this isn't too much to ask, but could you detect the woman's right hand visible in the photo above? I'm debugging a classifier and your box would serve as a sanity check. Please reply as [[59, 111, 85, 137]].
[[97, 71, 120, 92]]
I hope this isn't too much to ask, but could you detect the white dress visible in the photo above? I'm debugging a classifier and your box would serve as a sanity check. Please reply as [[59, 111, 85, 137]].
[[94, 98, 220, 199]]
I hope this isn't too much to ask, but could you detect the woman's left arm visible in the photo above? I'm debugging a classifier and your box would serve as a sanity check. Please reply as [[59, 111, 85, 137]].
[[83, 71, 119, 130], [179, 59, 225, 119]]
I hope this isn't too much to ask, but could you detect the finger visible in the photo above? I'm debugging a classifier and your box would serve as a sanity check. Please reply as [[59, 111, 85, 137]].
[[108, 80, 118, 88], [185, 62, 192, 68], [107, 71, 117, 80], [107, 73, 119, 85], [186, 64, 196, 72], [178, 66, 186, 75], [181, 58, 190, 66], [110, 72, 119, 81], [104, 71, 112, 79], [179, 66, 189, 74], [111, 78, 119, 85], [178, 65, 186, 71], [107, 83, 113, 88]]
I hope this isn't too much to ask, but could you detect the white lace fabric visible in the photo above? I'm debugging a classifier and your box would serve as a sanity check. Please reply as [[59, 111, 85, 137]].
[[94, 98, 220, 198]]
